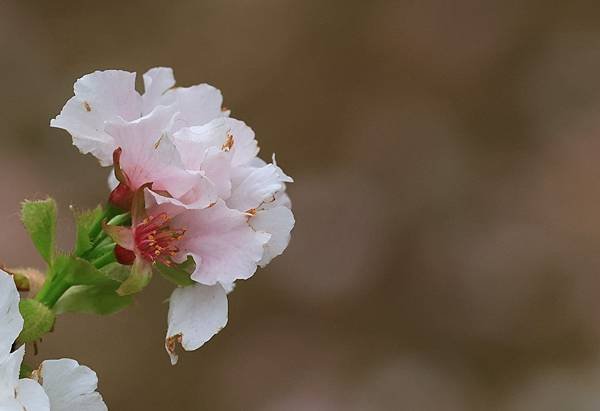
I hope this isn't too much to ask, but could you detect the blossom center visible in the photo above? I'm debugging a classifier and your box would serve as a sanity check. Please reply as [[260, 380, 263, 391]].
[[135, 213, 185, 265]]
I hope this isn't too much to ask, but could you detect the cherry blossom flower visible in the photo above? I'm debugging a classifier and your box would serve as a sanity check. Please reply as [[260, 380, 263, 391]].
[[55, 68, 295, 363], [0, 270, 107, 410]]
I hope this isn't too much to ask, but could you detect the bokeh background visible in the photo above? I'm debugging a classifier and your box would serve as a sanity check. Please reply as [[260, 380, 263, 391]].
[[3, 0, 600, 409]]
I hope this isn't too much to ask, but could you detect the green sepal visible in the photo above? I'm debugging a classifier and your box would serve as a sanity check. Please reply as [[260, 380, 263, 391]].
[[73, 205, 104, 256], [117, 258, 152, 296], [100, 262, 132, 283], [21, 198, 57, 264], [54, 285, 133, 315], [17, 299, 55, 343], [155, 257, 195, 287]]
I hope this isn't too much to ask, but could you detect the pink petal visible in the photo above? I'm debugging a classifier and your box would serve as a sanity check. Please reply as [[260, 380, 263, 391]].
[[105, 106, 200, 199], [170, 201, 270, 285]]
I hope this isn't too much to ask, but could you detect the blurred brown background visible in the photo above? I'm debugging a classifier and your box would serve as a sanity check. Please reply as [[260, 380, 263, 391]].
[[3, 0, 600, 409]]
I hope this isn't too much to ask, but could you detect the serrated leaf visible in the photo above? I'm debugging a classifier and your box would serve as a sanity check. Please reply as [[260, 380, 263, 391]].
[[21, 198, 57, 264], [18, 299, 55, 343], [73, 205, 104, 256], [55, 285, 133, 315]]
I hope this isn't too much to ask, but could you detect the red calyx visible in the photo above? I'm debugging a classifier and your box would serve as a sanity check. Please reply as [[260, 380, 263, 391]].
[[108, 147, 135, 210], [109, 183, 134, 211], [114, 245, 136, 265]]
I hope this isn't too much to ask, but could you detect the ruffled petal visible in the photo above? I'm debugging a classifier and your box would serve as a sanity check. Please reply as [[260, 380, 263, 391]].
[[166, 284, 228, 365], [162, 84, 226, 132], [50, 70, 142, 166], [172, 118, 230, 169], [37, 359, 107, 411], [142, 67, 176, 115], [167, 200, 270, 285], [250, 205, 295, 267], [225, 118, 259, 167], [227, 162, 293, 212]]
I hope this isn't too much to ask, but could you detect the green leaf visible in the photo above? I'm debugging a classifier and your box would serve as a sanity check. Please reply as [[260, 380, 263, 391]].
[[155, 257, 195, 286], [21, 198, 57, 264], [73, 205, 104, 256], [55, 285, 133, 315], [18, 299, 55, 343], [117, 258, 152, 296]]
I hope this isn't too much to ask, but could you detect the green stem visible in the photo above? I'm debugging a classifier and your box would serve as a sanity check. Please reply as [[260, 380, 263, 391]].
[[92, 251, 117, 269], [82, 237, 113, 260], [35, 278, 71, 308], [89, 205, 117, 240], [107, 212, 131, 226], [89, 211, 130, 247]]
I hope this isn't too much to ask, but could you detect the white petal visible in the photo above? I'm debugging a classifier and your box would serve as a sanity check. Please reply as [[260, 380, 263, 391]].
[[142, 67, 175, 115], [271, 191, 292, 209], [0, 346, 24, 399], [227, 163, 293, 212], [38, 359, 107, 411], [172, 120, 234, 199], [166, 284, 228, 365], [0, 270, 23, 358], [200, 149, 232, 199], [15, 379, 50, 411], [173, 117, 257, 178], [172, 201, 270, 285], [51, 70, 142, 166], [172, 118, 230, 169], [250, 205, 295, 267], [162, 84, 225, 132], [225, 118, 259, 167], [0, 398, 26, 410]]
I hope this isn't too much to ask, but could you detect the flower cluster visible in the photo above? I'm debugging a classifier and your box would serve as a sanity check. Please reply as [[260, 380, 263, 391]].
[[51, 67, 294, 363]]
